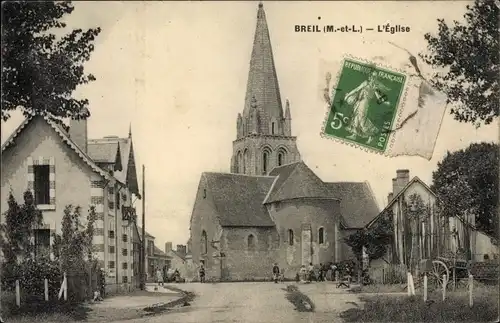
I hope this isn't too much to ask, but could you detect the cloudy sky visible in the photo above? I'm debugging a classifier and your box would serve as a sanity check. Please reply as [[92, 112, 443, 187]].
[[2, 1, 497, 248]]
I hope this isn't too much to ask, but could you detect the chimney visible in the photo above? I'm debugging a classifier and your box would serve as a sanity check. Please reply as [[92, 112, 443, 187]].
[[396, 169, 410, 190], [176, 244, 187, 258], [69, 118, 88, 153], [165, 242, 172, 254], [387, 192, 394, 204], [392, 178, 400, 195]]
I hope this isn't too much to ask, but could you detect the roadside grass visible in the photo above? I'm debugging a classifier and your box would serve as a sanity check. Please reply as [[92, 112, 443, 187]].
[[341, 284, 499, 322], [283, 284, 315, 312], [349, 283, 406, 293], [4, 287, 187, 323]]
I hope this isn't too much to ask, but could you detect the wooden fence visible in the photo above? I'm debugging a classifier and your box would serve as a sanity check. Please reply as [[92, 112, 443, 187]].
[[369, 263, 408, 284]]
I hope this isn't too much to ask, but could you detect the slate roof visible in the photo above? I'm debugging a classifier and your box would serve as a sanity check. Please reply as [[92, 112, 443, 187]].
[[324, 182, 380, 229], [88, 136, 130, 184], [203, 172, 276, 227], [87, 134, 139, 195], [265, 162, 334, 204], [1, 114, 117, 182], [87, 141, 118, 163]]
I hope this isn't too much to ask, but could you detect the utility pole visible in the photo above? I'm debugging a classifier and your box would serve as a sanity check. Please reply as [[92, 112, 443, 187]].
[[140, 165, 146, 290]]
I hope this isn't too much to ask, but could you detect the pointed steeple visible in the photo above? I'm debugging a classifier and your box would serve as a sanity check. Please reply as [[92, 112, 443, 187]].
[[128, 123, 132, 138], [242, 2, 284, 134]]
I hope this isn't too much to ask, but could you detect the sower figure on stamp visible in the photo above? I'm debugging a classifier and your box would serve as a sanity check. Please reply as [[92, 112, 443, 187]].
[[344, 70, 391, 144]]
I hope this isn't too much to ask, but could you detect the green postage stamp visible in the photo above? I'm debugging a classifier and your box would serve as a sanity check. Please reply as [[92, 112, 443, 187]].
[[321, 57, 408, 153]]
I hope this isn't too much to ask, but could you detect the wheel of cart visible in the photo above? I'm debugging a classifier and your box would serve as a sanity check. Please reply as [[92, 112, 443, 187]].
[[417, 259, 450, 290]]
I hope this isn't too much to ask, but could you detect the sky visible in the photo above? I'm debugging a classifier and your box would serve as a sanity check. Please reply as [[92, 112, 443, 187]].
[[1, 1, 497, 249]]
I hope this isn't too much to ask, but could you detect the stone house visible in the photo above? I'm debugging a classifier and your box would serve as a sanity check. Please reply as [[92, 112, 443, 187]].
[[137, 227, 168, 280], [366, 169, 498, 271], [164, 242, 188, 279], [188, 3, 380, 281], [1, 114, 140, 293]]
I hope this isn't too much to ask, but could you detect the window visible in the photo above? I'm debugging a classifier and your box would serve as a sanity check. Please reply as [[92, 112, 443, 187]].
[[247, 234, 255, 250], [122, 262, 128, 270], [262, 151, 269, 174], [109, 246, 115, 253], [278, 152, 285, 166], [122, 193, 127, 202], [122, 234, 128, 242], [34, 165, 50, 205], [288, 229, 294, 246], [237, 151, 243, 173], [147, 241, 154, 256], [203, 189, 207, 199], [243, 149, 249, 173], [271, 122, 275, 135], [122, 248, 128, 256], [109, 201, 115, 210], [122, 276, 128, 283], [108, 261, 115, 269], [108, 187, 114, 195], [109, 230, 115, 239], [318, 228, 324, 244], [201, 230, 208, 254], [34, 229, 50, 259]]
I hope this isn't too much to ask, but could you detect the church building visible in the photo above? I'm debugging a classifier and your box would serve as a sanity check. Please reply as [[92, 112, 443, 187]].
[[188, 3, 380, 281]]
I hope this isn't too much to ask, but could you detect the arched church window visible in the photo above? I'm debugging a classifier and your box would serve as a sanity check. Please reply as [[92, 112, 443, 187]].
[[271, 122, 275, 135], [318, 227, 324, 244], [243, 149, 249, 174], [237, 151, 243, 173], [262, 151, 269, 174], [203, 189, 207, 199], [201, 230, 208, 254], [247, 234, 256, 250], [288, 229, 294, 246]]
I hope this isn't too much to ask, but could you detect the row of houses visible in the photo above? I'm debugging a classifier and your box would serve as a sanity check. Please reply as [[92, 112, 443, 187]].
[[0, 113, 189, 292]]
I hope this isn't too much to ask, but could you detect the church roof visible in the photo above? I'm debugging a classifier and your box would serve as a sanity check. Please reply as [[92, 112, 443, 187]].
[[203, 172, 276, 227], [264, 161, 334, 204], [242, 3, 284, 126], [324, 182, 380, 229]]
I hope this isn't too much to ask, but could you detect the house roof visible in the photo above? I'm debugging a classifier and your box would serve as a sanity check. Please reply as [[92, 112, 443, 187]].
[[365, 176, 434, 229], [203, 172, 276, 227], [137, 226, 155, 239], [88, 136, 130, 184], [324, 181, 381, 228], [265, 161, 335, 204], [168, 249, 186, 261], [1, 114, 116, 182], [153, 245, 166, 256]]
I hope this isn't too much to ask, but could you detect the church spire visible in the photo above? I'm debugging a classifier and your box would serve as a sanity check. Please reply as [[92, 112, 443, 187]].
[[242, 2, 284, 134]]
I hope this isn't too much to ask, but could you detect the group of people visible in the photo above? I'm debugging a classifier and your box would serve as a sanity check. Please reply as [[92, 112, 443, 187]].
[[273, 262, 349, 283], [155, 265, 182, 286]]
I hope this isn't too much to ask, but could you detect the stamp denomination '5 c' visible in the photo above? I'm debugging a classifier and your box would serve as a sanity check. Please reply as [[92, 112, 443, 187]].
[[322, 58, 407, 153]]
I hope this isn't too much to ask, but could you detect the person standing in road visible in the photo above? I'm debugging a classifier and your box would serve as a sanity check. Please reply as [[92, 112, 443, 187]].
[[199, 263, 206, 283], [272, 263, 280, 283]]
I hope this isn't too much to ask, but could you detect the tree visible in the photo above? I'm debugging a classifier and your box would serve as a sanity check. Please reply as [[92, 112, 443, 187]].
[[1, 1, 101, 122], [344, 210, 394, 263], [52, 205, 97, 301], [420, 0, 499, 127], [431, 142, 499, 236]]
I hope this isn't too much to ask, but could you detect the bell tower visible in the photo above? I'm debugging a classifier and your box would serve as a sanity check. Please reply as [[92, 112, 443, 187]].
[[231, 3, 301, 175]]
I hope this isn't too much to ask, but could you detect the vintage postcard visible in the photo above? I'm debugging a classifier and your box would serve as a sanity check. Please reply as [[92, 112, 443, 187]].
[[1, 1, 498, 323]]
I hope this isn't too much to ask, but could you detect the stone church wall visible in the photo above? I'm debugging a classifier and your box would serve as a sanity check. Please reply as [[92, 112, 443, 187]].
[[188, 176, 224, 280], [267, 199, 341, 279], [221, 227, 279, 281]]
